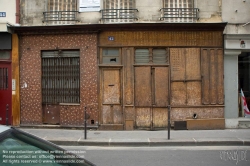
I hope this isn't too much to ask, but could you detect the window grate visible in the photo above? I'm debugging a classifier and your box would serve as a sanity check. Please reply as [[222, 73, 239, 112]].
[[42, 50, 80, 104], [161, 0, 197, 22], [45, 0, 77, 24], [102, 0, 137, 23], [0, 68, 8, 90]]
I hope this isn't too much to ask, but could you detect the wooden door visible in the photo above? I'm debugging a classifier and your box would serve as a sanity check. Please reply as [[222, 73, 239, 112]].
[[0, 63, 12, 125], [101, 68, 122, 124], [135, 66, 169, 129]]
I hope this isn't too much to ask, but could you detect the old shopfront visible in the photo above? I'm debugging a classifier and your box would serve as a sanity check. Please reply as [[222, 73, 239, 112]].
[[98, 23, 226, 130], [12, 23, 226, 129]]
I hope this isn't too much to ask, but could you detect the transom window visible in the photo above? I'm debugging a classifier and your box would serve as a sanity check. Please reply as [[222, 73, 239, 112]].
[[135, 48, 169, 64], [100, 48, 121, 64], [41, 50, 80, 104], [0, 51, 11, 60]]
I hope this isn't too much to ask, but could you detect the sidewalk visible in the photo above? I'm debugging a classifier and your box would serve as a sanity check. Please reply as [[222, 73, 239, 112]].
[[19, 128, 250, 147]]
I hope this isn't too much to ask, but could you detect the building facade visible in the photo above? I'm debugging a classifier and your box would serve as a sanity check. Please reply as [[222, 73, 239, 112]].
[[6, 0, 234, 129], [0, 0, 20, 126], [222, 0, 250, 128]]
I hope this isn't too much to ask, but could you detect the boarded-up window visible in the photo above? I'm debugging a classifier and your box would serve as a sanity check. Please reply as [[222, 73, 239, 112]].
[[41, 50, 80, 104], [163, 0, 195, 22], [201, 48, 224, 105], [170, 48, 201, 106]]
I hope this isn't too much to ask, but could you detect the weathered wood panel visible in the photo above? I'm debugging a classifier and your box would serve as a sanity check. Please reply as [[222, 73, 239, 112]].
[[187, 82, 201, 105], [136, 108, 151, 128], [201, 49, 210, 104], [170, 48, 185, 81], [12, 34, 20, 126], [125, 107, 135, 120], [135, 67, 151, 106], [171, 82, 186, 105], [153, 108, 168, 128], [113, 105, 122, 124], [201, 48, 224, 105], [186, 48, 201, 80], [123, 48, 134, 105], [210, 49, 217, 104], [99, 31, 223, 47], [154, 67, 169, 106], [103, 69, 120, 104], [217, 49, 224, 104], [102, 105, 112, 124], [171, 107, 224, 122]]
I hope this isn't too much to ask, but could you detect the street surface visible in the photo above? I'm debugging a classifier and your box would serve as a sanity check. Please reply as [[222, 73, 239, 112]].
[[62, 146, 250, 166]]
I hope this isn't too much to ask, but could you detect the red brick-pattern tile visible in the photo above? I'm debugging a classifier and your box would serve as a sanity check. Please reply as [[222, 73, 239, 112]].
[[20, 34, 98, 126]]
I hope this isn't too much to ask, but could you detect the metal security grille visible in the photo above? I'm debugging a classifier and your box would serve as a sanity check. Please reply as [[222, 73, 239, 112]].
[[0, 68, 8, 90], [103, 0, 136, 23], [46, 0, 77, 24], [162, 0, 196, 22], [42, 50, 80, 104]]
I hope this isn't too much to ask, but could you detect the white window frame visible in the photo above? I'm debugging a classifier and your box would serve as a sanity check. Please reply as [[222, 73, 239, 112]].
[[47, 0, 77, 24], [163, 0, 194, 22], [103, 0, 135, 23]]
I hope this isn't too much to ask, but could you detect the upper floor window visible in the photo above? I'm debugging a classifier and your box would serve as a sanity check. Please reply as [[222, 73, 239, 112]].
[[101, 0, 137, 23], [43, 0, 78, 24], [161, 0, 198, 22]]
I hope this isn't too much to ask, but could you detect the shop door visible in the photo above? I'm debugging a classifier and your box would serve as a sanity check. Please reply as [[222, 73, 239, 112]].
[[0, 63, 12, 125], [135, 66, 169, 130], [101, 68, 123, 124]]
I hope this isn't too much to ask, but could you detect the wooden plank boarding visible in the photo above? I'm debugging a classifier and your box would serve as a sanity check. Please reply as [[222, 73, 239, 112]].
[[134, 67, 152, 106]]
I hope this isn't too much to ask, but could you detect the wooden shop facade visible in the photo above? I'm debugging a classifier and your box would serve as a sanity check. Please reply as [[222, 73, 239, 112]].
[[11, 23, 226, 130]]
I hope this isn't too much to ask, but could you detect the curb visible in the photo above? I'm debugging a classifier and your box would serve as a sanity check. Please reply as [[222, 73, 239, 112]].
[[48, 139, 250, 147]]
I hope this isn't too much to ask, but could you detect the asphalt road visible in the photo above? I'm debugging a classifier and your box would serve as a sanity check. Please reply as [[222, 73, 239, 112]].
[[62, 146, 250, 166]]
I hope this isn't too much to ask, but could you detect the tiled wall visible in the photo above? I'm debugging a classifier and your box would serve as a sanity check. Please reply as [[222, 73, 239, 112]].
[[20, 33, 98, 125]]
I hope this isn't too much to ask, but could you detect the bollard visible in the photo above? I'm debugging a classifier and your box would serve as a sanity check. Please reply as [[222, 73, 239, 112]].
[[168, 105, 171, 140], [84, 106, 87, 139]]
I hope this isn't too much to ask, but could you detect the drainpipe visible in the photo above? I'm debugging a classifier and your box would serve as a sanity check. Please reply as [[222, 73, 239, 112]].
[[16, 0, 20, 24]]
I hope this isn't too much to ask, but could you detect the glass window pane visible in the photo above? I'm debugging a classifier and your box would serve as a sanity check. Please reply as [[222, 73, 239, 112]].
[[153, 49, 167, 64], [0, 51, 10, 60], [135, 49, 149, 64], [102, 48, 120, 64]]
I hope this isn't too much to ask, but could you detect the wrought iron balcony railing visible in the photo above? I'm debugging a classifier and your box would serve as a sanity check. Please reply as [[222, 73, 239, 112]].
[[160, 8, 199, 22], [100, 9, 138, 22], [43, 11, 78, 22]]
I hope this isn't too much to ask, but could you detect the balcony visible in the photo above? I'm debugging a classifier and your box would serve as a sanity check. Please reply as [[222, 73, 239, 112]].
[[160, 8, 199, 22], [43, 11, 78, 23], [100, 9, 138, 23]]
